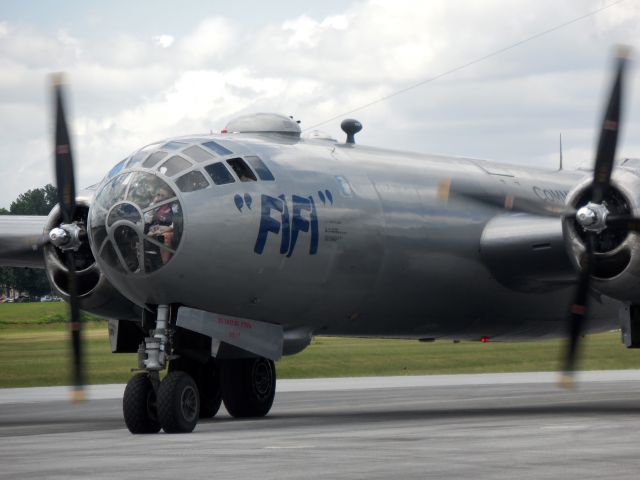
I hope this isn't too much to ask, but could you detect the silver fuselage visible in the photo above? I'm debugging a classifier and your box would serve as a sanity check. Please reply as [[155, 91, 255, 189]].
[[88, 132, 621, 341]]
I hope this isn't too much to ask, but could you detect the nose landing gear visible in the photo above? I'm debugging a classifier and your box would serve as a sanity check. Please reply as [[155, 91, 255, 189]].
[[122, 373, 161, 434], [122, 304, 277, 434], [156, 371, 200, 433]]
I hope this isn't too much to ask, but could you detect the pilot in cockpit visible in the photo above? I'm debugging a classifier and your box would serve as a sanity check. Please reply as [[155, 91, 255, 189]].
[[144, 185, 176, 264]]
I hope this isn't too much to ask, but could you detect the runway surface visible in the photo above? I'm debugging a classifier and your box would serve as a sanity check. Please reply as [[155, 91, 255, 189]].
[[2, 371, 640, 479]]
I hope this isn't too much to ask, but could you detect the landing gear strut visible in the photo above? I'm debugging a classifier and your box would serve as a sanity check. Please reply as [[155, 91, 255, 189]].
[[124, 305, 201, 434], [123, 305, 277, 433]]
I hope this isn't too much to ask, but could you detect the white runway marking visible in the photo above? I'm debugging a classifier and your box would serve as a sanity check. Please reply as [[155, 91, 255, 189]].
[[2, 369, 640, 404]]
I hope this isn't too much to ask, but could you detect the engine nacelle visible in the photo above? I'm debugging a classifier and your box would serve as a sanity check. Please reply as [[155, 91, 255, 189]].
[[43, 197, 141, 321], [563, 168, 640, 303]]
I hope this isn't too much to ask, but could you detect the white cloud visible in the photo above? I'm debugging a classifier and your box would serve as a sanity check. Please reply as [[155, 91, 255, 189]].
[[152, 34, 174, 49], [1, 0, 640, 208], [177, 17, 236, 66], [282, 14, 349, 48]]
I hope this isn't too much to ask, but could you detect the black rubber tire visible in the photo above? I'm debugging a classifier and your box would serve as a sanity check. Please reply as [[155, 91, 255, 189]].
[[169, 358, 221, 419], [198, 360, 222, 418], [220, 357, 276, 418], [157, 371, 200, 433], [123, 373, 161, 434]]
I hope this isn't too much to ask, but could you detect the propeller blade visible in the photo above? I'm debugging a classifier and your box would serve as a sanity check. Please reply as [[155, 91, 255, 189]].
[[559, 232, 595, 388], [0, 234, 49, 257], [52, 74, 77, 225], [66, 250, 84, 401], [559, 48, 631, 387], [605, 214, 640, 231], [51, 74, 85, 401], [591, 47, 629, 204]]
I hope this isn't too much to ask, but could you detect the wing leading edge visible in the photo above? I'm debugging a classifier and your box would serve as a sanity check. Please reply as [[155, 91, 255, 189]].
[[0, 216, 48, 268]]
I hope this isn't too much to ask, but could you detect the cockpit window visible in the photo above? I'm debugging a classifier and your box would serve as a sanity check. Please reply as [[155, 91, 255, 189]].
[[90, 171, 184, 275], [205, 162, 235, 185], [107, 203, 142, 227], [143, 199, 182, 272], [126, 173, 173, 210], [96, 172, 133, 210], [158, 155, 192, 177], [127, 143, 160, 168], [161, 141, 187, 150], [183, 145, 213, 163], [143, 151, 168, 169], [245, 156, 275, 181], [107, 159, 127, 179], [227, 158, 257, 182], [176, 170, 209, 192], [113, 225, 140, 272], [202, 140, 233, 156]]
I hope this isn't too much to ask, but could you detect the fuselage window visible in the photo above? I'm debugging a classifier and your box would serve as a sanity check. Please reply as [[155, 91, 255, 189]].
[[143, 151, 168, 169], [176, 170, 210, 192], [202, 140, 233, 156], [227, 158, 257, 182], [245, 155, 275, 181], [158, 155, 192, 177], [205, 162, 235, 185], [183, 145, 213, 163]]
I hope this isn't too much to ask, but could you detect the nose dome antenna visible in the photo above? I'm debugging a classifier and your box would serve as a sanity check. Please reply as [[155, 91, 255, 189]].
[[341, 119, 362, 144]]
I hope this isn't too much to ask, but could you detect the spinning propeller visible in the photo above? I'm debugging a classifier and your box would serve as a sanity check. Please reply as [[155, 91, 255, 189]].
[[51, 74, 85, 401], [440, 47, 634, 386]]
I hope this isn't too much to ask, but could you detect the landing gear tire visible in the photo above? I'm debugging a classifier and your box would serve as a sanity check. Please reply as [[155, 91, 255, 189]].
[[168, 358, 222, 419], [157, 371, 200, 433], [221, 357, 276, 418], [198, 360, 222, 418], [123, 373, 161, 434]]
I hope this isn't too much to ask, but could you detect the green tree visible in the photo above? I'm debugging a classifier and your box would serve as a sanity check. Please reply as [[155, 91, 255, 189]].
[[2, 184, 58, 297], [13, 268, 51, 296], [10, 184, 57, 215], [0, 267, 14, 298]]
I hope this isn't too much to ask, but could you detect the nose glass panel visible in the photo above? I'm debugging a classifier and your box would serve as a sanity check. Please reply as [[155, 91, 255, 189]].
[[90, 171, 183, 274]]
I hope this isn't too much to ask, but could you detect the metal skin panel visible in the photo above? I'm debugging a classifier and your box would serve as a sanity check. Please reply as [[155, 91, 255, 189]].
[[0, 216, 47, 268], [86, 132, 623, 343], [177, 306, 283, 360]]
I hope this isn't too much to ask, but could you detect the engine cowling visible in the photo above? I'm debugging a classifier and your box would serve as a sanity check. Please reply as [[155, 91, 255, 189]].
[[43, 195, 141, 321], [563, 167, 640, 302]]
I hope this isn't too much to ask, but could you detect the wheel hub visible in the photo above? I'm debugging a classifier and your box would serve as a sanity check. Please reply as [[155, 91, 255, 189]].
[[252, 361, 273, 400], [180, 386, 198, 422]]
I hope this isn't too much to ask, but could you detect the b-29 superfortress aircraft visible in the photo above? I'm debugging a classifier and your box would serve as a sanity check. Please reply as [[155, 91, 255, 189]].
[[1, 48, 638, 434]]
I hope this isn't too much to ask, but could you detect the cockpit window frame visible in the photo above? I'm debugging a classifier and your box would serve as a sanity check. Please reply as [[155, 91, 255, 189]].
[[157, 155, 194, 177], [204, 162, 236, 185], [226, 157, 257, 182]]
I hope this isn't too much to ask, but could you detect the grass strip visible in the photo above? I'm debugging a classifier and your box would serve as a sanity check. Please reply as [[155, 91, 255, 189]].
[[1, 304, 640, 387]]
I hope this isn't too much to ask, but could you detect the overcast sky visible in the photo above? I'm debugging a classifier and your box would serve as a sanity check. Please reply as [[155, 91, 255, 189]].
[[1, 0, 639, 208]]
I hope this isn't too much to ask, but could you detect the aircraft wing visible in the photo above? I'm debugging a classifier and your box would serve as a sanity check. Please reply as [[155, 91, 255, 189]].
[[0, 216, 48, 268]]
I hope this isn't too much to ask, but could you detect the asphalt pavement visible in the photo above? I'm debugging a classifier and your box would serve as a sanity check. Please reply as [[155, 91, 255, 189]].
[[2, 371, 640, 479]]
